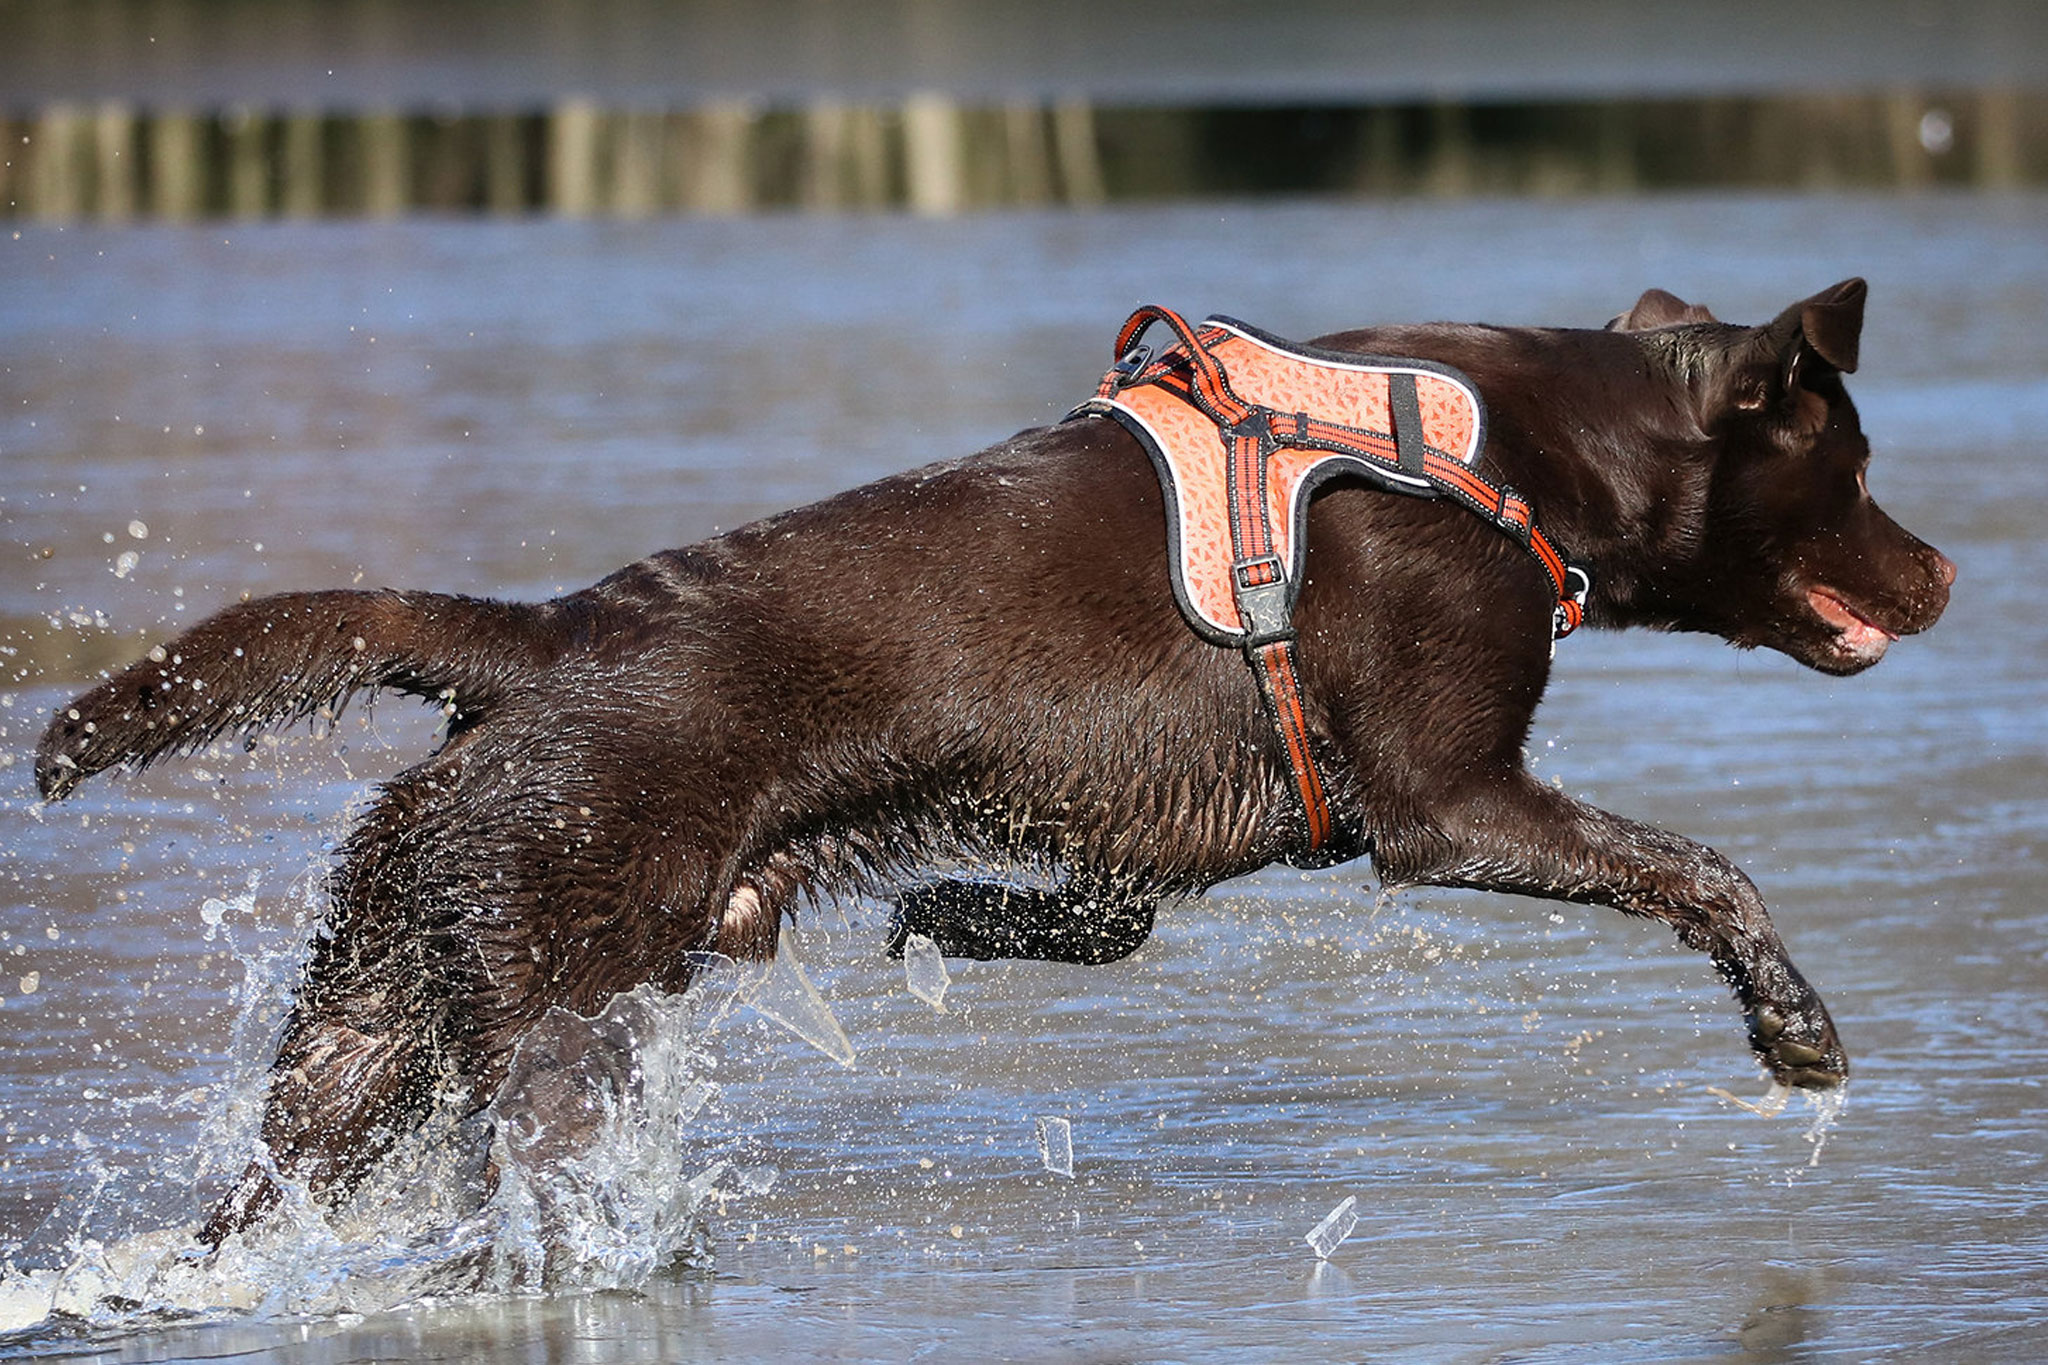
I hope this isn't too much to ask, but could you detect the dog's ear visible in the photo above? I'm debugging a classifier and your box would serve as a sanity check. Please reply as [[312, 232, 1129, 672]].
[[1753, 278, 1867, 401], [1715, 278, 1869, 424], [1608, 288, 1719, 331], [1761, 277, 1866, 383]]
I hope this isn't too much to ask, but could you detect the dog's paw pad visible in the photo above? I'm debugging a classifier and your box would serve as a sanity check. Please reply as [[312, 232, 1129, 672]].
[[1751, 1006, 1787, 1043], [1772, 1039, 1826, 1068], [1749, 1006, 1845, 1090]]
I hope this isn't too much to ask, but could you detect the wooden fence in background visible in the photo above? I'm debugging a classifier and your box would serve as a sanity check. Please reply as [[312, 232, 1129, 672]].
[[2, 90, 2040, 220]]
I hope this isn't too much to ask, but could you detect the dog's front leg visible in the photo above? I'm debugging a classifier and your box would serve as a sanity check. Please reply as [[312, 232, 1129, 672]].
[[1378, 772, 1846, 1088]]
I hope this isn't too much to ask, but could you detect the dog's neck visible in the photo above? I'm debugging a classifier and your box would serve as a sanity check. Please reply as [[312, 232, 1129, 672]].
[[1320, 322, 1721, 633], [1485, 328, 1720, 632]]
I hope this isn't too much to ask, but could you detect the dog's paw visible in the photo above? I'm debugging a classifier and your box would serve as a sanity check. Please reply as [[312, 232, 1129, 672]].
[[1747, 1004, 1847, 1089]]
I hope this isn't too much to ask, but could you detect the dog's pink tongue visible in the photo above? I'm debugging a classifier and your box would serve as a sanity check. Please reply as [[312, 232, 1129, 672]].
[[1808, 587, 1896, 654]]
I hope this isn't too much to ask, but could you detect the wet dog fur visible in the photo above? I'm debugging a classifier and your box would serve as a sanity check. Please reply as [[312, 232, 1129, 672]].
[[35, 280, 1953, 1239]]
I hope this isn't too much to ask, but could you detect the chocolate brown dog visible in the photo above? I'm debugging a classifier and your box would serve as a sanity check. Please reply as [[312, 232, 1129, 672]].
[[35, 280, 1951, 1237]]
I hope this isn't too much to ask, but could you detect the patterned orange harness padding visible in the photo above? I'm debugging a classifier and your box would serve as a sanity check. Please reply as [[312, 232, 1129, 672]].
[[1069, 306, 1590, 856]]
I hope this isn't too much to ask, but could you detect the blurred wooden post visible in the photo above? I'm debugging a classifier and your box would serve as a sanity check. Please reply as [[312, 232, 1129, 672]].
[[280, 111, 325, 216], [29, 103, 84, 219], [847, 105, 891, 207], [225, 107, 269, 217], [149, 109, 204, 220], [1798, 97, 1840, 189], [548, 98, 600, 216], [1885, 91, 1932, 188], [801, 101, 848, 209], [675, 102, 754, 215], [93, 102, 137, 220], [1974, 88, 2022, 188], [902, 92, 964, 216], [610, 110, 661, 217], [361, 109, 408, 216], [1051, 98, 1105, 205], [1424, 102, 1475, 195], [1747, 97, 1797, 187], [1003, 103, 1053, 205]]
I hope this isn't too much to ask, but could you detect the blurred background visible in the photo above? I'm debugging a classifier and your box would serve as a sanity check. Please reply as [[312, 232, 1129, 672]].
[[5, 0, 2047, 220]]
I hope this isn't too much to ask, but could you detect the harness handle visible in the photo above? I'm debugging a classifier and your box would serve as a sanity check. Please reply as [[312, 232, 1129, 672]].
[[1106, 306, 1253, 427]]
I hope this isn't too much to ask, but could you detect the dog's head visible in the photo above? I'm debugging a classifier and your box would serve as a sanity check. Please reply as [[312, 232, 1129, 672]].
[[1611, 279, 1954, 675]]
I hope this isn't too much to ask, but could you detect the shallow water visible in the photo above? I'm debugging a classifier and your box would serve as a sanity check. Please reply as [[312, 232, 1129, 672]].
[[1, 195, 2044, 1361]]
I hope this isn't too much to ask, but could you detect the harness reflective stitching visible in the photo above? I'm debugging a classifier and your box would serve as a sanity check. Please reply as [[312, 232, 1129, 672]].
[[1070, 305, 1592, 853]]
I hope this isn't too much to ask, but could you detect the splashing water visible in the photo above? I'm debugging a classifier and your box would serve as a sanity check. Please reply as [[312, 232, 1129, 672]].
[[1795, 1083, 1850, 1173], [1702, 1078, 1851, 1179], [1705, 1080, 1793, 1117], [1034, 1116, 1073, 1178], [0, 879, 764, 1342]]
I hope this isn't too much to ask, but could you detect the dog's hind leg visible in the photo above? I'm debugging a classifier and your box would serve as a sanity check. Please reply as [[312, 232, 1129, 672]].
[[886, 879, 1157, 965], [200, 1016, 439, 1242], [200, 777, 473, 1241], [200, 733, 723, 1242]]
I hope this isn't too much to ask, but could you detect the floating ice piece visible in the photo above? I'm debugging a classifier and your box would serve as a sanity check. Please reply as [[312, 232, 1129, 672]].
[[684, 1160, 730, 1203], [1704, 1080, 1792, 1117], [737, 1165, 779, 1196], [903, 933, 950, 1012], [1035, 1116, 1073, 1178], [680, 951, 748, 1029], [740, 930, 856, 1067], [1304, 1195, 1359, 1260]]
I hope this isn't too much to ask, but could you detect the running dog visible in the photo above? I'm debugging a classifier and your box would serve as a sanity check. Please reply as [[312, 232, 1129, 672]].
[[35, 280, 1953, 1238]]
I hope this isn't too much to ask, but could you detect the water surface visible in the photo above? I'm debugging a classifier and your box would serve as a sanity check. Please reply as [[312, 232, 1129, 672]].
[[1, 194, 2044, 1361]]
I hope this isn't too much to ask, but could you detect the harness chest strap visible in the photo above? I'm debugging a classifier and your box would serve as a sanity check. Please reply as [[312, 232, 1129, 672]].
[[1073, 305, 1591, 855]]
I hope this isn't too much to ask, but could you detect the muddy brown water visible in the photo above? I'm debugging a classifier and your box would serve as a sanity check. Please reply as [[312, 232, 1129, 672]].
[[0, 194, 2043, 1361]]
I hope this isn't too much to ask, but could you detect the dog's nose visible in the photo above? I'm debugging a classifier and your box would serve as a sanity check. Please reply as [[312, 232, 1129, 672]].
[[1933, 550, 1958, 587]]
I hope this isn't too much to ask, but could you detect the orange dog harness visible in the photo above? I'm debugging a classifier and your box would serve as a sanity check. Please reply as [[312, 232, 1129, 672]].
[[1071, 306, 1589, 855]]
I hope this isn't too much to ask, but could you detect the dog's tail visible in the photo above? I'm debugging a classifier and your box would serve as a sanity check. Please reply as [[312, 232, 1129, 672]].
[[35, 588, 559, 801]]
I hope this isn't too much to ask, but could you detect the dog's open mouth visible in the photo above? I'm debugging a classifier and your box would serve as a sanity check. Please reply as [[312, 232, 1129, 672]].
[[1807, 585, 1898, 664]]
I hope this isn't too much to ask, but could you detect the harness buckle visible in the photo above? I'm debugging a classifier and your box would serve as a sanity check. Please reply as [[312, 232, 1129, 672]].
[[1233, 561, 1295, 647], [1564, 563, 1592, 607]]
